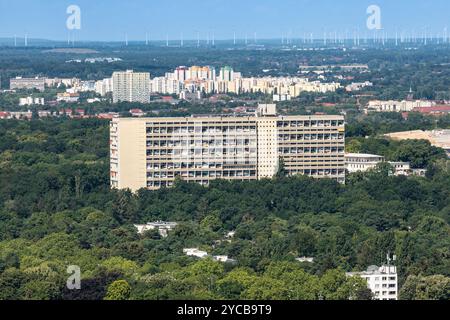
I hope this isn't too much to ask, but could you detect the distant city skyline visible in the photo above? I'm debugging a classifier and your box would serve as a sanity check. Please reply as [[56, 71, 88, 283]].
[[0, 0, 449, 42]]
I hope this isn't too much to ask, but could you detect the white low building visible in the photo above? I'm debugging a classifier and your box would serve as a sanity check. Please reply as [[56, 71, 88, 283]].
[[296, 257, 314, 263], [345, 153, 418, 176], [134, 221, 178, 238], [19, 97, 44, 106], [183, 249, 237, 263], [345, 153, 385, 173], [347, 265, 398, 300], [367, 100, 434, 112], [57, 92, 79, 103], [183, 248, 209, 258], [345, 81, 373, 92], [213, 255, 237, 264], [273, 94, 291, 102], [389, 162, 411, 175]]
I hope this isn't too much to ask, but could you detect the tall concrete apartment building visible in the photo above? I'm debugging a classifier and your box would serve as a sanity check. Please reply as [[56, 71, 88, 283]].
[[112, 70, 150, 103], [10, 77, 46, 92], [110, 105, 345, 191]]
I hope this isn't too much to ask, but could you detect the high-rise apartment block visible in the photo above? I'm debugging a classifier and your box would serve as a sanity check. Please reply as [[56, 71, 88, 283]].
[[110, 104, 345, 191], [347, 265, 398, 300], [112, 70, 150, 103], [10, 77, 46, 92]]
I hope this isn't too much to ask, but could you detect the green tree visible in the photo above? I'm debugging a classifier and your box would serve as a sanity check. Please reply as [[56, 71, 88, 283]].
[[104, 280, 132, 300]]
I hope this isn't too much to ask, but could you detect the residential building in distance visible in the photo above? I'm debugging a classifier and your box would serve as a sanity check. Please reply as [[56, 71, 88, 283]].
[[183, 248, 208, 258], [9, 110, 33, 120], [182, 249, 237, 263], [19, 96, 45, 106], [345, 153, 384, 173], [389, 162, 411, 175], [134, 221, 178, 238], [413, 105, 450, 115], [273, 94, 292, 102], [367, 100, 435, 112], [95, 78, 113, 96], [129, 108, 145, 117], [0, 111, 10, 119], [112, 70, 150, 103], [57, 92, 80, 103], [110, 104, 346, 191], [347, 265, 398, 300], [10, 77, 46, 92], [37, 110, 53, 118], [345, 81, 373, 92], [149, 65, 341, 96], [213, 255, 237, 264], [45, 77, 79, 88], [345, 153, 424, 176]]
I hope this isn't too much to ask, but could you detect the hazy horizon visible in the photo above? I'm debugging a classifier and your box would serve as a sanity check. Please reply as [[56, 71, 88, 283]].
[[0, 0, 449, 42]]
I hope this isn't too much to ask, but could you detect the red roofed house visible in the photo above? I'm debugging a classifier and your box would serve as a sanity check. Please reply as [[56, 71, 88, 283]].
[[97, 113, 119, 120], [162, 96, 174, 102], [0, 111, 10, 119], [129, 109, 145, 117], [413, 106, 450, 115]]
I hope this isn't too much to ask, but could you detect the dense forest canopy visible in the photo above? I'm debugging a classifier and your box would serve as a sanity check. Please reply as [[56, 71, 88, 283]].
[[0, 118, 449, 300]]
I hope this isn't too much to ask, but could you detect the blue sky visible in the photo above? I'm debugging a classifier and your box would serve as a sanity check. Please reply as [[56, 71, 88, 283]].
[[0, 0, 449, 41]]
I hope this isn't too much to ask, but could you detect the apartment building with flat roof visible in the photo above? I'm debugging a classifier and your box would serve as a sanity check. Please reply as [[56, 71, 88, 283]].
[[347, 265, 398, 300], [10, 77, 46, 92], [110, 105, 345, 191], [112, 70, 150, 104]]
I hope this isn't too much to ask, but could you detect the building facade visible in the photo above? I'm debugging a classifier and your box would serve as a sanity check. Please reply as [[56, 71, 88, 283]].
[[347, 265, 398, 300], [10, 77, 46, 92], [345, 153, 385, 173], [110, 105, 345, 191], [345, 153, 420, 176], [112, 70, 150, 103], [367, 100, 434, 112], [19, 97, 45, 106]]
